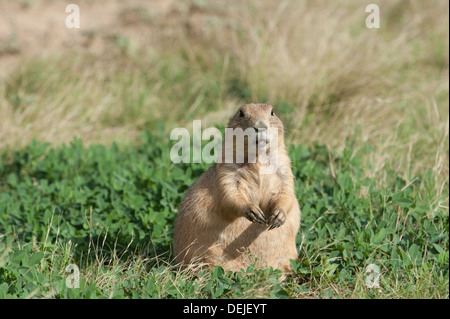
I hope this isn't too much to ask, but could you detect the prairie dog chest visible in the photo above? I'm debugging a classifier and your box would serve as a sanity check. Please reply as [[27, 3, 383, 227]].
[[259, 169, 283, 203]]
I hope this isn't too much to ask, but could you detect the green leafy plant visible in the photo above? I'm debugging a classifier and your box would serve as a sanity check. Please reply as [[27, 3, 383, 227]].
[[0, 132, 448, 298]]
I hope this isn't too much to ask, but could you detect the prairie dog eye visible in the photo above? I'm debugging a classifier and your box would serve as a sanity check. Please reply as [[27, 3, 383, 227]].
[[239, 110, 245, 117], [270, 109, 274, 116]]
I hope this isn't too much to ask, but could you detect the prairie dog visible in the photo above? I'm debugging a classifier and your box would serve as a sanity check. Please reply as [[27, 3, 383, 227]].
[[173, 103, 300, 273]]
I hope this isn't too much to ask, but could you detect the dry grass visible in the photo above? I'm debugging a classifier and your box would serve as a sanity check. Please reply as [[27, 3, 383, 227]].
[[216, 0, 449, 189]]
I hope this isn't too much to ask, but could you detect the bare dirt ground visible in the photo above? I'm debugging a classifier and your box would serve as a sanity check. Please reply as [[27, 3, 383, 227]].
[[0, 0, 209, 76]]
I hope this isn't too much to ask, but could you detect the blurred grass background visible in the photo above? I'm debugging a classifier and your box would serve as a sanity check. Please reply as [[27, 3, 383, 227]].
[[0, 0, 448, 204]]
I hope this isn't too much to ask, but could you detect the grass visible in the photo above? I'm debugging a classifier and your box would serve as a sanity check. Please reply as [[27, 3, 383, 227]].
[[0, 0, 448, 299], [0, 134, 447, 298]]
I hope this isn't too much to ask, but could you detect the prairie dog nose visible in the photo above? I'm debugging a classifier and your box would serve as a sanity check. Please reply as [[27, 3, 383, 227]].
[[254, 117, 269, 131]]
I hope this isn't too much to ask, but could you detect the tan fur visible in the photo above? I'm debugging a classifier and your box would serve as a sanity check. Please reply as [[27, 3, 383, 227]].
[[173, 103, 300, 273]]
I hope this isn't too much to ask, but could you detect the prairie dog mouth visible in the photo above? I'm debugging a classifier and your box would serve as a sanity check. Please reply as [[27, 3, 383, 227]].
[[256, 131, 270, 148]]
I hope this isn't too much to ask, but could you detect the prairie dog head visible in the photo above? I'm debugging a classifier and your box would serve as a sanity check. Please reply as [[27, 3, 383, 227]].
[[227, 103, 284, 150]]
